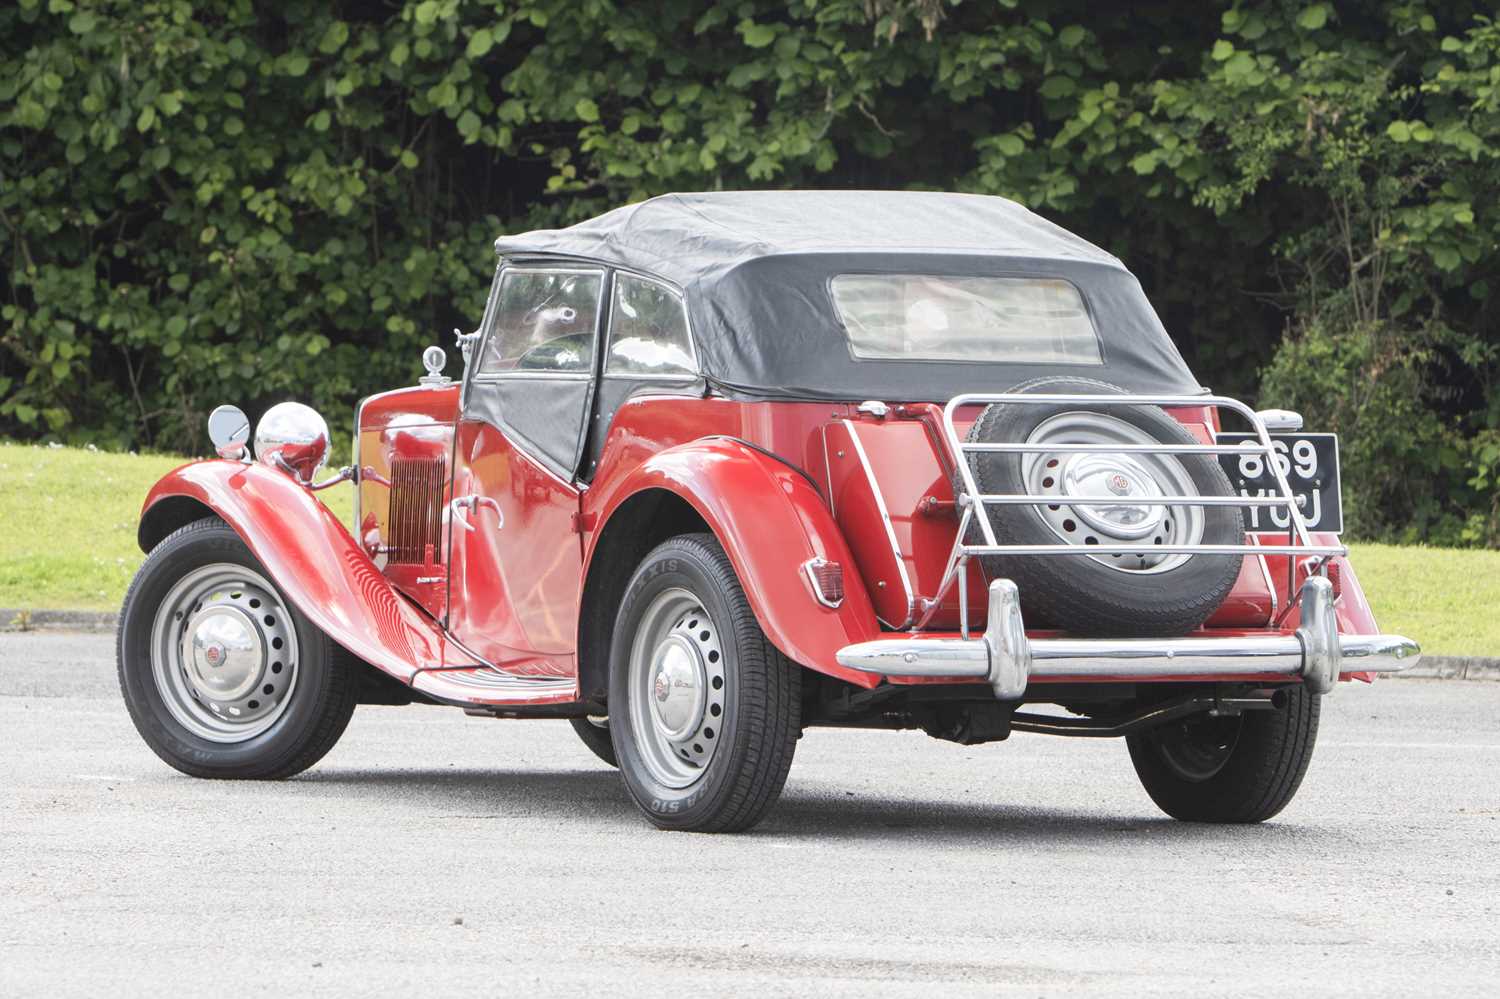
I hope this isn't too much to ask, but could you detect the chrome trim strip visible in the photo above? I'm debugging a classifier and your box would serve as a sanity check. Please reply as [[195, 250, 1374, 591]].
[[962, 442, 1272, 455], [834, 577, 1421, 700], [841, 419, 917, 628], [352, 394, 370, 536], [973, 493, 1292, 507], [437, 629, 501, 672], [1253, 537, 1278, 622], [822, 425, 836, 512], [957, 543, 1344, 557]]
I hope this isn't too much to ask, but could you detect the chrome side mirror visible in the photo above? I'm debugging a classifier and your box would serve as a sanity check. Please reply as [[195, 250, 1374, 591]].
[[1256, 408, 1304, 432], [207, 405, 251, 460], [254, 401, 330, 485]]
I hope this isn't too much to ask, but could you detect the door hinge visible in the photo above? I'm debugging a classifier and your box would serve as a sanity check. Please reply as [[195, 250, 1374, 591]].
[[571, 511, 598, 534]]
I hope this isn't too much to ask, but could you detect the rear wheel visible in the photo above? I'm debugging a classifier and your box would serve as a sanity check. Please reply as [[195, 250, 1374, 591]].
[[1126, 687, 1320, 822], [117, 517, 357, 779], [609, 534, 801, 832]]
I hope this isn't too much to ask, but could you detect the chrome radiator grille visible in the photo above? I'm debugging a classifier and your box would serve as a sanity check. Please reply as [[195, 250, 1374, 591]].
[[386, 457, 446, 565]]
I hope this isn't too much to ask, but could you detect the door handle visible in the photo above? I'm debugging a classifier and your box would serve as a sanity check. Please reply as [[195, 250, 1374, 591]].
[[451, 495, 504, 532]]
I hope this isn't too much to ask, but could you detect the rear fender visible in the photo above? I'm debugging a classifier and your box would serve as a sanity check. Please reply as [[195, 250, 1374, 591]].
[[139, 461, 475, 682], [587, 438, 882, 685]]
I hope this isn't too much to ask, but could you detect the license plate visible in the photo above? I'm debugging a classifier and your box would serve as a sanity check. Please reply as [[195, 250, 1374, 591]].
[[1214, 432, 1343, 535]]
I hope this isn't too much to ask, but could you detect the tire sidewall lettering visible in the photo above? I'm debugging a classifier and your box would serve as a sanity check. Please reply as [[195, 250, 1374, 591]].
[[611, 540, 735, 823]]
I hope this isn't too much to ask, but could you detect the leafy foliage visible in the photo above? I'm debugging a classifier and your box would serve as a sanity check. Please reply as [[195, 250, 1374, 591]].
[[2, 0, 1498, 543]]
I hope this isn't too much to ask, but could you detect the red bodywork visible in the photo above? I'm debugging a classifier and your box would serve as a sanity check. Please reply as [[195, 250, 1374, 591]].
[[140, 384, 1382, 707]]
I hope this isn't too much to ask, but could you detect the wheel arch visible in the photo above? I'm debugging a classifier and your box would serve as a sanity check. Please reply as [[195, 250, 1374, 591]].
[[139, 492, 218, 553], [576, 488, 710, 704], [580, 439, 882, 701], [136, 460, 475, 682]]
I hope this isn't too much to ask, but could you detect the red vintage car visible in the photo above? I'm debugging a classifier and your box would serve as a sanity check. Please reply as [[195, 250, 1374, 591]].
[[118, 191, 1419, 832]]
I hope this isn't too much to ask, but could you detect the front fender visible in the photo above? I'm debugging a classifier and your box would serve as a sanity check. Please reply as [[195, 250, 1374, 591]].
[[588, 439, 882, 685], [139, 461, 475, 682]]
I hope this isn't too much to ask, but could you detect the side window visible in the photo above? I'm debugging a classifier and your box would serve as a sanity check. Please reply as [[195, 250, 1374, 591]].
[[479, 269, 603, 375], [605, 273, 696, 377]]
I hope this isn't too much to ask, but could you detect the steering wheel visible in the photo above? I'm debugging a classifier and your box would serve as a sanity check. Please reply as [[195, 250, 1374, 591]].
[[516, 333, 592, 371]]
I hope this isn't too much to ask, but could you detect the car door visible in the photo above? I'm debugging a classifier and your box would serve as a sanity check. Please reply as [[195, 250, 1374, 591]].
[[446, 262, 605, 676]]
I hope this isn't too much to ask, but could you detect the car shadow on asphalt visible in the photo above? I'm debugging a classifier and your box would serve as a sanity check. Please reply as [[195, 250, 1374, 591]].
[[293, 765, 1341, 845], [296, 766, 641, 819], [761, 791, 1334, 845]]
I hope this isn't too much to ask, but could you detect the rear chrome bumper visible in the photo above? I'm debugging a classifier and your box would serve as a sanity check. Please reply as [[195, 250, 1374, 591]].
[[835, 576, 1420, 699]]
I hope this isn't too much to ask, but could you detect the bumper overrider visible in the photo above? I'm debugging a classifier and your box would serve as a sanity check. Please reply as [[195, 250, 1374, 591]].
[[835, 576, 1420, 699]]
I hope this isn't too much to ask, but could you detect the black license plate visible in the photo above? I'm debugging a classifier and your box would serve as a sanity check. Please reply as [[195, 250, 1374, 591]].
[[1214, 432, 1343, 535]]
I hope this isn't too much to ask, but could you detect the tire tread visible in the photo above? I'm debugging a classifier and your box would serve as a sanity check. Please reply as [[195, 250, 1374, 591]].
[[611, 533, 800, 832], [1127, 687, 1320, 823]]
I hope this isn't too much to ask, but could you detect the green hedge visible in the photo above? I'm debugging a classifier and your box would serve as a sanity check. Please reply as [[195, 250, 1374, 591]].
[[3, 1, 1498, 544]]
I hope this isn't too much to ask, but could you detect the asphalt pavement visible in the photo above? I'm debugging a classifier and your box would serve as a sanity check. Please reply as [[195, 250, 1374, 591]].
[[2, 631, 1497, 997]]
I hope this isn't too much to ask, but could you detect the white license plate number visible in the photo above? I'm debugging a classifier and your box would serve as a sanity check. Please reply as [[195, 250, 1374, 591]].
[[1214, 432, 1343, 535]]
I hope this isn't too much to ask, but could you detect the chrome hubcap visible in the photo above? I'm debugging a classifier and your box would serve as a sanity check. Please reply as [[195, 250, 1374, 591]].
[[627, 589, 726, 788], [186, 606, 263, 700], [149, 564, 299, 743], [1060, 453, 1165, 539], [1025, 411, 1205, 573]]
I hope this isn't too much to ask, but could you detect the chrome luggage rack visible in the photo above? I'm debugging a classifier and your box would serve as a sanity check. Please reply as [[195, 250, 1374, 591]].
[[833, 390, 1420, 699], [916, 391, 1344, 638]]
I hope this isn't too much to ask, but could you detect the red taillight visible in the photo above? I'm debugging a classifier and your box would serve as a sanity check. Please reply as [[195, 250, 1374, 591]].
[[1326, 559, 1343, 598], [802, 558, 844, 608]]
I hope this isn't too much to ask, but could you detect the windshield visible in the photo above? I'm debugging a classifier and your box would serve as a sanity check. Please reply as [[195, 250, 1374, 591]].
[[830, 273, 1103, 366]]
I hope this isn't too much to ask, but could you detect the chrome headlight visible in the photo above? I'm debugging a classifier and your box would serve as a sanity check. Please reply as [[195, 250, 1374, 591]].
[[255, 401, 330, 485]]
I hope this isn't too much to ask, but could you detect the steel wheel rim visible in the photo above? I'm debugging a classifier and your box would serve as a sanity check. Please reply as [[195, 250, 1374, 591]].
[[1023, 411, 1205, 573], [148, 563, 300, 744], [626, 588, 726, 789], [1153, 714, 1243, 782]]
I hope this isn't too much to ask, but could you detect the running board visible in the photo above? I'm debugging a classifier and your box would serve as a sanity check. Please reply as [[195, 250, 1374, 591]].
[[411, 666, 578, 707]]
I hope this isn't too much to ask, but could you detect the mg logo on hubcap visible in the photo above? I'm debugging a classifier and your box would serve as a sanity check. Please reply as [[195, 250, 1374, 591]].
[[1107, 473, 1131, 495]]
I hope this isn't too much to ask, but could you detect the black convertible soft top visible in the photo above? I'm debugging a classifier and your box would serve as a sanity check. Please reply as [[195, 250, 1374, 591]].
[[493, 190, 1202, 401]]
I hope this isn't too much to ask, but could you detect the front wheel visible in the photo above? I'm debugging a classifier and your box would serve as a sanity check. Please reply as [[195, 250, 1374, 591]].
[[1126, 686, 1320, 823], [117, 517, 358, 779], [608, 534, 801, 832]]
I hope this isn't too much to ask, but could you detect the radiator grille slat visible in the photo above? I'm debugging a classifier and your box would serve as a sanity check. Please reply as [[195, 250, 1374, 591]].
[[387, 457, 445, 565]]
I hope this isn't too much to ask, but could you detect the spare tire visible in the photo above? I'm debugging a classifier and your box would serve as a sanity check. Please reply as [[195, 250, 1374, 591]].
[[963, 378, 1244, 637]]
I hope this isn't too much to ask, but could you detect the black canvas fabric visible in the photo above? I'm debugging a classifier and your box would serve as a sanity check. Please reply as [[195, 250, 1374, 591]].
[[493, 191, 1203, 401]]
